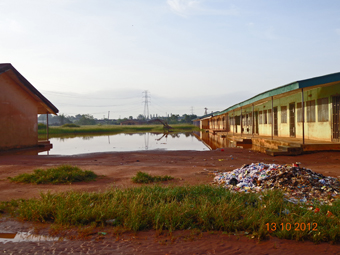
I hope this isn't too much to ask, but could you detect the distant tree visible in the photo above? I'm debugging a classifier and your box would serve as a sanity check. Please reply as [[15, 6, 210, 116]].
[[137, 114, 145, 120], [181, 114, 198, 123], [75, 114, 96, 125], [168, 114, 179, 124], [58, 114, 71, 125], [129, 116, 133, 120]]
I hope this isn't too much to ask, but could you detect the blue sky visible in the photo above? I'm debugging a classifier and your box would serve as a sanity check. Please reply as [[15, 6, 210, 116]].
[[1, 0, 340, 119]]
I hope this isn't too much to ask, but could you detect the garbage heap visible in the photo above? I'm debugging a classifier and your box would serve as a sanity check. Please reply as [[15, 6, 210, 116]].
[[213, 163, 340, 205]]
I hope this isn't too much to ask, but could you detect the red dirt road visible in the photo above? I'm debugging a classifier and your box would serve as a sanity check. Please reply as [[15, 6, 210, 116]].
[[1, 148, 340, 254]]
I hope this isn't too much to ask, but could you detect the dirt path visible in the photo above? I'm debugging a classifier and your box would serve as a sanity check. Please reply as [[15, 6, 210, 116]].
[[1, 148, 340, 254]]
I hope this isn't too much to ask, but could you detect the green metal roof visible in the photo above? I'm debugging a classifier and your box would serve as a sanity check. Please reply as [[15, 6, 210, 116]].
[[213, 71, 340, 117]]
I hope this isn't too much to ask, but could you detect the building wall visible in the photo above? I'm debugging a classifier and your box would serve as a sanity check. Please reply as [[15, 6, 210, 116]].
[[0, 72, 39, 150], [206, 81, 340, 142]]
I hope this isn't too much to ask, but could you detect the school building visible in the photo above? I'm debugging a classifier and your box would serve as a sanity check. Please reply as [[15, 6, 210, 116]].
[[196, 72, 340, 155]]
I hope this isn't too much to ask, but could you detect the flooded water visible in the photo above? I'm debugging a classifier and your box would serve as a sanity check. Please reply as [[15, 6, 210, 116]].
[[39, 132, 210, 155], [0, 232, 60, 243]]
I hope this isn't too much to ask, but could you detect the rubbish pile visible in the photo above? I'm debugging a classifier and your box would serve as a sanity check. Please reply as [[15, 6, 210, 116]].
[[213, 163, 340, 205]]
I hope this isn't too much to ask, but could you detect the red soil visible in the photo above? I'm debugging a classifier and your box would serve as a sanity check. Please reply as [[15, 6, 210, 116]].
[[0, 148, 340, 254]]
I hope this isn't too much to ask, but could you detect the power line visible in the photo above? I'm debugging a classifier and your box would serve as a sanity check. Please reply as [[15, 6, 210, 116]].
[[43, 91, 140, 100]]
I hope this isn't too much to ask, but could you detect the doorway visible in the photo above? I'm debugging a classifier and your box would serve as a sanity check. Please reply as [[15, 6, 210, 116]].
[[273, 107, 278, 136], [332, 96, 340, 142], [289, 103, 295, 137], [254, 111, 259, 134]]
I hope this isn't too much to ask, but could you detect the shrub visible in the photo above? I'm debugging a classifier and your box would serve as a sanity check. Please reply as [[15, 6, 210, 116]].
[[8, 165, 97, 184], [62, 123, 80, 128], [38, 123, 47, 130], [132, 171, 174, 183]]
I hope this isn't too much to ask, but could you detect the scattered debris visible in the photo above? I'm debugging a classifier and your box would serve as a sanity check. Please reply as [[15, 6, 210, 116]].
[[214, 163, 340, 205]]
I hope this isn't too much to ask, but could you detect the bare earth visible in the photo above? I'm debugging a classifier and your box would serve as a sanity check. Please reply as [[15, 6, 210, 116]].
[[1, 148, 340, 254]]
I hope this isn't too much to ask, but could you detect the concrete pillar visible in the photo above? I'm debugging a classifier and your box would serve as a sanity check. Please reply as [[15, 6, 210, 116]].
[[240, 107, 243, 135], [271, 96, 274, 140], [302, 88, 305, 144], [252, 104, 254, 137], [46, 113, 49, 141]]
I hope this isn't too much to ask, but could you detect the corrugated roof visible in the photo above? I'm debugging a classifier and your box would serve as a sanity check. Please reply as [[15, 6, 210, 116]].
[[214, 71, 340, 116], [0, 63, 59, 114]]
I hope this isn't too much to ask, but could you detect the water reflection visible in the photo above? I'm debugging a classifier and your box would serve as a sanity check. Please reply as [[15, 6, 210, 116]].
[[193, 131, 253, 151], [38, 132, 208, 155], [0, 131, 262, 157]]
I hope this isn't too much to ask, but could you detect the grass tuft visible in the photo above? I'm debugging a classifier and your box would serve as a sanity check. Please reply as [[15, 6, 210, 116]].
[[1, 185, 340, 243], [8, 165, 97, 184], [132, 171, 174, 183]]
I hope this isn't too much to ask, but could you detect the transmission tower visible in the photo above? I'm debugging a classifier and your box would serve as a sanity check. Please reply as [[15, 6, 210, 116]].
[[142, 90, 150, 120]]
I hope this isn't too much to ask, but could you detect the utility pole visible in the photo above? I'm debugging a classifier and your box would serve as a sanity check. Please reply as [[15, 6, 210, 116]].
[[108, 111, 110, 120], [142, 90, 150, 120]]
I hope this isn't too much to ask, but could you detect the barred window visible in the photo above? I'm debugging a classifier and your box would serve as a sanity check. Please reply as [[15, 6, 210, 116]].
[[263, 110, 267, 124], [317, 97, 329, 122], [306, 100, 315, 122], [259, 111, 263, 124], [268, 109, 272, 124], [281, 106, 287, 123], [297, 102, 302, 122]]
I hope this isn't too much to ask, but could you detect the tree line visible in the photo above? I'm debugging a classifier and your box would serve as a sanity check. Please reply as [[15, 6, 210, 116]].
[[38, 113, 198, 126]]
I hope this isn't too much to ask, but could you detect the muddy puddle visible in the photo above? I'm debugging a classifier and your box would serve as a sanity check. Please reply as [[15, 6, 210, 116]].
[[0, 231, 60, 243]]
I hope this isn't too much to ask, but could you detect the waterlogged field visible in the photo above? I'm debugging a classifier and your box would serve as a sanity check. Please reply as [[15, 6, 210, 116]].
[[40, 132, 208, 155]]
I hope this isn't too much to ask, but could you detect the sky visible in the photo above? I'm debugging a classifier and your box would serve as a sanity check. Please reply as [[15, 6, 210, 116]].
[[1, 0, 340, 119]]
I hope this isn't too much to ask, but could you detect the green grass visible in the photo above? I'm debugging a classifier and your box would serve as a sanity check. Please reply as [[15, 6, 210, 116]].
[[1, 185, 339, 243], [61, 123, 80, 128], [38, 124, 199, 136], [8, 165, 97, 184], [132, 171, 174, 183]]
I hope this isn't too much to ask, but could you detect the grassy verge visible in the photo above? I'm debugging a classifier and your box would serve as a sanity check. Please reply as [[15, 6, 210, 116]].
[[132, 171, 174, 183], [1, 185, 339, 243], [8, 165, 97, 184], [38, 124, 199, 136]]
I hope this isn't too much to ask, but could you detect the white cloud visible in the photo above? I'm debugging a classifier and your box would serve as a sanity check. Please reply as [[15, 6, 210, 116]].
[[246, 22, 255, 28], [167, 0, 200, 16], [166, 0, 238, 17], [264, 26, 277, 40]]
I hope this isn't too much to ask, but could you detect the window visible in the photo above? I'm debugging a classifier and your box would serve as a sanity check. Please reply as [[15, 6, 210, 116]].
[[268, 109, 272, 124], [263, 110, 267, 124], [281, 106, 287, 123], [235, 116, 240, 125], [259, 111, 263, 124], [306, 100, 315, 122], [318, 97, 329, 122], [297, 102, 302, 122]]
